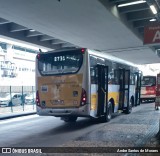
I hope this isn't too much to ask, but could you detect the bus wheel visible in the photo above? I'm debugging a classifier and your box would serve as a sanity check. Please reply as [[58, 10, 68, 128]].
[[61, 116, 77, 122], [125, 99, 132, 114], [103, 102, 112, 122]]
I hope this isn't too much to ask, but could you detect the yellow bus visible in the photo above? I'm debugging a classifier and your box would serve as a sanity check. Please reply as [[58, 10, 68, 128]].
[[36, 48, 141, 122]]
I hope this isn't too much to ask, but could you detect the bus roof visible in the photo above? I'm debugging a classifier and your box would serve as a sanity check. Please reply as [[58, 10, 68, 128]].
[[88, 49, 138, 68], [41, 48, 82, 54], [41, 48, 138, 69]]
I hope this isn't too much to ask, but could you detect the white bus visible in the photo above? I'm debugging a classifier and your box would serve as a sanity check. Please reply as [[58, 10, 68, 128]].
[[36, 48, 141, 122]]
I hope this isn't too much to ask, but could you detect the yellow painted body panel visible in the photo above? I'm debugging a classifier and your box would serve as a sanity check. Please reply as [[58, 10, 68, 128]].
[[38, 74, 83, 108], [91, 92, 119, 110], [108, 92, 119, 106], [91, 94, 97, 110]]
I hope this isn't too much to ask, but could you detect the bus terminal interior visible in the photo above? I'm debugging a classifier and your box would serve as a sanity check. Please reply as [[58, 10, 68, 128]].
[[0, 0, 160, 155]]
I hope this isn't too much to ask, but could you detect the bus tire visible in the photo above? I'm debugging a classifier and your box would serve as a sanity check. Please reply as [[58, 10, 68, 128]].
[[61, 116, 77, 122], [125, 99, 132, 114], [102, 102, 112, 122]]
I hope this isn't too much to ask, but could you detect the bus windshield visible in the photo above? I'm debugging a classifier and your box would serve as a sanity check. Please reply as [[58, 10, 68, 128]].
[[38, 51, 83, 75], [141, 76, 156, 87]]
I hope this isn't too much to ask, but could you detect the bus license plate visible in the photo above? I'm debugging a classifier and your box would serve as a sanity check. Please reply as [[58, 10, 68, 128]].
[[51, 100, 64, 105]]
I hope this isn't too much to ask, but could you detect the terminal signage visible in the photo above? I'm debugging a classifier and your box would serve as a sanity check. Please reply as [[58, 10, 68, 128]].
[[144, 23, 160, 45]]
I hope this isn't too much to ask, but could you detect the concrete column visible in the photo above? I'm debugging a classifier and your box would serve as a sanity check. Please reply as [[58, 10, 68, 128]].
[[5, 44, 13, 62]]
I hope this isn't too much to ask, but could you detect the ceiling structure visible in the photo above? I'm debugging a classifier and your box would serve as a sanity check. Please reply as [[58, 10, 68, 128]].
[[108, 0, 160, 48], [0, 0, 159, 64], [0, 18, 75, 50]]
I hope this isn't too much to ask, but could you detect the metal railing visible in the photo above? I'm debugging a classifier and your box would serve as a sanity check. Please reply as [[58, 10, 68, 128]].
[[0, 86, 36, 115]]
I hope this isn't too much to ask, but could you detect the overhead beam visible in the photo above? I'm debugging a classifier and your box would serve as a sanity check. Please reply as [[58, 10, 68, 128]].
[[39, 35, 54, 41], [0, 24, 61, 49], [51, 39, 66, 45], [61, 43, 76, 48], [127, 9, 154, 21], [155, 0, 160, 8], [0, 18, 10, 25], [9, 23, 29, 32], [0, 18, 75, 50], [118, 3, 149, 14], [109, 0, 135, 4], [99, 0, 144, 41], [133, 19, 156, 28], [26, 30, 43, 37]]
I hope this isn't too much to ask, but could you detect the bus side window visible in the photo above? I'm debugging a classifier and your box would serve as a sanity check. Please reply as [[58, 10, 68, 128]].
[[130, 72, 135, 85], [108, 70, 119, 84], [90, 68, 97, 84], [105, 60, 112, 84], [108, 62, 119, 85], [114, 69, 119, 84], [97, 58, 105, 65], [151, 78, 156, 86], [90, 55, 97, 84]]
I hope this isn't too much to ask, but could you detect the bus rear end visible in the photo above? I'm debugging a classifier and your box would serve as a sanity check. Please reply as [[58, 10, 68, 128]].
[[140, 76, 156, 103], [35, 49, 89, 122]]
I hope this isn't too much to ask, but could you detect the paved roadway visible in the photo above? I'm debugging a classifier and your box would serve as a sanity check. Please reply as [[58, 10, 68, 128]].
[[0, 103, 160, 156], [0, 114, 107, 147]]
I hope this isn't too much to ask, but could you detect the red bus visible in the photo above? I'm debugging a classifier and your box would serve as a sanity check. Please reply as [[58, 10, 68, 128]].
[[140, 76, 156, 103], [155, 73, 160, 110]]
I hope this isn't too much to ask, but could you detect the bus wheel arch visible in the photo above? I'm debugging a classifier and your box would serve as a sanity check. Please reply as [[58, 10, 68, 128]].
[[109, 98, 115, 113], [131, 96, 134, 107]]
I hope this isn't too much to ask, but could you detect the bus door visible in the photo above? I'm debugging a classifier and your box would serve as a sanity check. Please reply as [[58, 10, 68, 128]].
[[97, 64, 108, 117], [135, 72, 141, 106], [118, 69, 130, 111]]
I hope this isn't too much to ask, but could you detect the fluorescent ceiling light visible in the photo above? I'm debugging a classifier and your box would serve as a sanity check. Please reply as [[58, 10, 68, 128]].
[[150, 18, 156, 21], [29, 29, 35, 32], [150, 5, 157, 14], [118, 0, 146, 7]]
